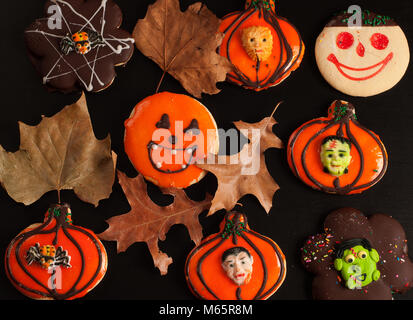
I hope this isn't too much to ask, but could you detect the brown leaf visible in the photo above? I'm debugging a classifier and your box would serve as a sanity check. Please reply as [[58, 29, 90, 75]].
[[197, 115, 283, 215], [98, 171, 212, 275], [133, 0, 233, 98], [0, 93, 116, 206]]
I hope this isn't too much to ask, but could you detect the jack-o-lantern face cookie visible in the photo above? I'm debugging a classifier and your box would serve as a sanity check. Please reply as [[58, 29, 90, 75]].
[[124, 92, 219, 189], [315, 10, 409, 97], [185, 211, 286, 300], [301, 208, 413, 300], [219, 0, 304, 91], [287, 100, 388, 195], [25, 0, 135, 93], [5, 204, 108, 300]]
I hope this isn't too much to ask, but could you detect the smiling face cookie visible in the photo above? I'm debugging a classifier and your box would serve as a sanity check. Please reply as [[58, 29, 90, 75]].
[[124, 92, 219, 188], [315, 10, 409, 97]]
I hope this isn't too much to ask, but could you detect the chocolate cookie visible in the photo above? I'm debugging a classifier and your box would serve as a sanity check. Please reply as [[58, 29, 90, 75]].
[[301, 208, 413, 300], [25, 0, 134, 93]]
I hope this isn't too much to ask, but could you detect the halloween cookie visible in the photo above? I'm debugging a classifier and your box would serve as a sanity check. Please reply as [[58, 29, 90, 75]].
[[25, 0, 134, 93], [185, 211, 286, 300], [5, 204, 108, 300], [124, 92, 219, 188], [287, 100, 388, 195], [315, 9, 409, 97], [219, 0, 304, 91], [301, 208, 413, 300]]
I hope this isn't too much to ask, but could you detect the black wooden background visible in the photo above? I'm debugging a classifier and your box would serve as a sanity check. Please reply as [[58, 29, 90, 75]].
[[0, 0, 412, 303]]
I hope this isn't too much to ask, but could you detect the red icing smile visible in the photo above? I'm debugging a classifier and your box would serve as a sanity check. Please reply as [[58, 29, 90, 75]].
[[327, 52, 393, 81]]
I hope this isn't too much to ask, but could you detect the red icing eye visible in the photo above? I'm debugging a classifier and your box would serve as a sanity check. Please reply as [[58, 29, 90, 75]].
[[336, 32, 354, 49], [370, 33, 389, 50]]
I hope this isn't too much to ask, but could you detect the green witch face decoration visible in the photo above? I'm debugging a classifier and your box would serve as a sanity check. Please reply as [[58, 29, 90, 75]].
[[320, 136, 352, 176], [334, 238, 380, 290]]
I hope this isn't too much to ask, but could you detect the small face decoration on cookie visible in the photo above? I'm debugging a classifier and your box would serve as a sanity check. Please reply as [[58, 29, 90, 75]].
[[241, 26, 273, 62], [124, 92, 219, 188], [218, 0, 304, 91], [320, 136, 352, 177], [222, 247, 254, 286], [334, 239, 380, 290], [315, 10, 410, 97]]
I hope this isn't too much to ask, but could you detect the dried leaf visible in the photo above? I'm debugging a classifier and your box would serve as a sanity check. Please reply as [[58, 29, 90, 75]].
[[98, 171, 212, 275], [0, 93, 116, 206], [197, 116, 283, 215], [133, 0, 233, 98]]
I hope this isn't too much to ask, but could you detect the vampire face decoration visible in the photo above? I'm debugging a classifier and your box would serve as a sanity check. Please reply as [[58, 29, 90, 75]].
[[221, 247, 254, 286]]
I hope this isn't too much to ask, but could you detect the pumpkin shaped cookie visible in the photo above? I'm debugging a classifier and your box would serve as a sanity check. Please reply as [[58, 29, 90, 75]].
[[124, 92, 219, 188], [287, 100, 388, 195], [219, 0, 304, 91], [185, 211, 286, 300], [5, 204, 107, 300]]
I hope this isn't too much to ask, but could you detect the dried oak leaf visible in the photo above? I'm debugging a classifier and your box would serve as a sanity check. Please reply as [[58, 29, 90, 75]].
[[98, 171, 212, 275], [0, 93, 116, 206], [133, 0, 233, 98], [197, 116, 283, 215]]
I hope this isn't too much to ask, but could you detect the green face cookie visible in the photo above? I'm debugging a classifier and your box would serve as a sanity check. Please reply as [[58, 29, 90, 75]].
[[334, 244, 380, 290], [320, 137, 352, 176]]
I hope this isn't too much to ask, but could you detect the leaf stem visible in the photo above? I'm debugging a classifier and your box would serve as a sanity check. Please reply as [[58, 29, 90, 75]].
[[156, 70, 167, 94], [264, 101, 283, 129]]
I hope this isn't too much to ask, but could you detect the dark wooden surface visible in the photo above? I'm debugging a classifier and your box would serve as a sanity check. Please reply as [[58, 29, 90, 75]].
[[0, 0, 412, 303]]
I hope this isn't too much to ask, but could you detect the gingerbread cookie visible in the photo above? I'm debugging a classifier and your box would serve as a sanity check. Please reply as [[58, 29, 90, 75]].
[[124, 92, 219, 189], [315, 9, 409, 97], [218, 0, 304, 91], [287, 100, 388, 195], [25, 0, 134, 93], [301, 208, 413, 300], [5, 204, 107, 300], [185, 211, 286, 300]]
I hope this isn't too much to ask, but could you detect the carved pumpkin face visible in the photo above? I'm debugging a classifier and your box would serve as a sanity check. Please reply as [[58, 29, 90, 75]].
[[219, 0, 304, 91], [315, 11, 410, 97], [124, 92, 219, 188], [287, 101, 388, 195], [185, 212, 286, 300]]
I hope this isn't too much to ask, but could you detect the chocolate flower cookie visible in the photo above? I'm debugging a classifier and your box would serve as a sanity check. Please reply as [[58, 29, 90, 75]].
[[301, 208, 413, 300], [25, 0, 134, 93]]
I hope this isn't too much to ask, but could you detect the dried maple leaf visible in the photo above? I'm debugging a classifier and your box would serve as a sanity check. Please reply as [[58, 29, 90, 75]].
[[197, 112, 283, 216], [98, 171, 212, 275], [133, 0, 233, 98], [0, 93, 116, 206]]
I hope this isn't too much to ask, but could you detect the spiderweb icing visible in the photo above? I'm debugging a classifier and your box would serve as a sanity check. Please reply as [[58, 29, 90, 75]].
[[25, 0, 134, 92]]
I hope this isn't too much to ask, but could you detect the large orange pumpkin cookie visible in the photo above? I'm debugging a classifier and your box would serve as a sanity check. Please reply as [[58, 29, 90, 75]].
[[219, 0, 304, 91], [124, 92, 219, 188], [5, 204, 107, 300], [287, 100, 388, 195], [185, 211, 286, 300]]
